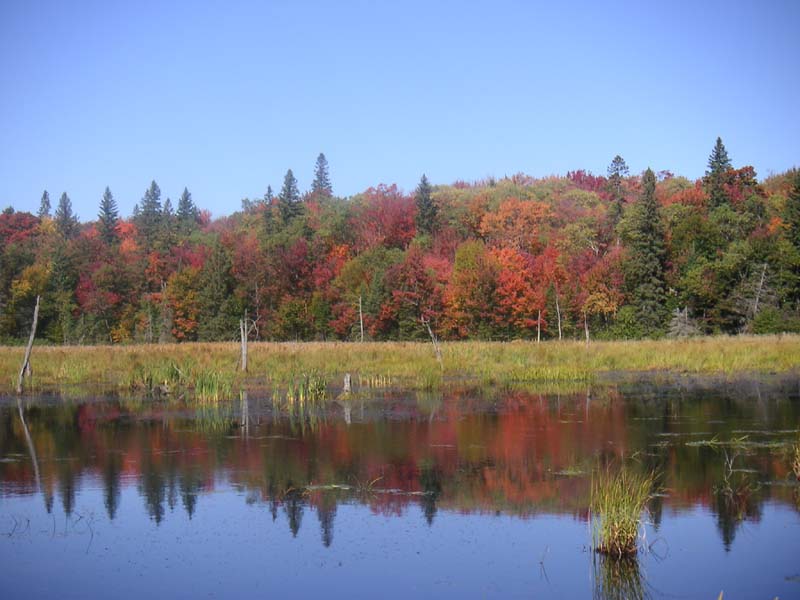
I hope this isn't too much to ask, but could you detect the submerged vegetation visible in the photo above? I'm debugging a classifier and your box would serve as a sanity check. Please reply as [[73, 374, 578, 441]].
[[590, 463, 657, 558], [1, 335, 799, 396]]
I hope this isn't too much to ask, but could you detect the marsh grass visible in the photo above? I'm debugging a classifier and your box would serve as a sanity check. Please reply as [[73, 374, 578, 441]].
[[791, 437, 800, 481], [193, 370, 234, 402], [1, 335, 798, 394], [590, 464, 657, 558]]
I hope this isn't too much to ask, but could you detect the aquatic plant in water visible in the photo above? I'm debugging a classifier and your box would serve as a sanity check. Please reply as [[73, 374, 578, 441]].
[[590, 464, 656, 558]]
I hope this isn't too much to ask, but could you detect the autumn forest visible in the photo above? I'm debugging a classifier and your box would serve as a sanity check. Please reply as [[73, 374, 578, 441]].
[[2, 138, 799, 345]]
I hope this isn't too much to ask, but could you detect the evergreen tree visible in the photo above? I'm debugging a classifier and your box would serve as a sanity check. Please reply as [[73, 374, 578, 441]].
[[135, 180, 163, 249], [623, 168, 667, 335], [176, 187, 198, 233], [782, 170, 800, 306], [414, 174, 437, 235], [607, 155, 629, 200], [278, 169, 302, 222], [98, 186, 119, 244], [54, 192, 79, 239], [264, 185, 274, 204], [198, 242, 240, 340], [606, 155, 629, 224], [38, 190, 51, 218], [162, 197, 174, 219], [311, 153, 332, 197], [704, 137, 733, 209], [161, 197, 176, 247], [784, 170, 800, 252]]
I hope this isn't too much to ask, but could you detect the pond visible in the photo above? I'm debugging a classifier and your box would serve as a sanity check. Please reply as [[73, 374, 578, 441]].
[[1, 375, 799, 599]]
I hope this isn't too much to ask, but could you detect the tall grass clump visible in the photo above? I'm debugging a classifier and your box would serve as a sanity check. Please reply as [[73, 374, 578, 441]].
[[285, 371, 328, 404], [193, 370, 233, 402], [792, 437, 800, 481], [590, 464, 656, 558]]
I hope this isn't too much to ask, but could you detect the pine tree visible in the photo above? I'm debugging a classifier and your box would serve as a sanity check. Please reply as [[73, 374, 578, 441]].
[[785, 170, 800, 252], [311, 153, 332, 197], [54, 192, 79, 239], [38, 190, 51, 218], [414, 174, 437, 235], [278, 169, 302, 222], [177, 187, 198, 233], [135, 180, 163, 249], [704, 137, 733, 209], [98, 186, 119, 244], [264, 185, 274, 204], [606, 155, 629, 224], [623, 168, 667, 335]]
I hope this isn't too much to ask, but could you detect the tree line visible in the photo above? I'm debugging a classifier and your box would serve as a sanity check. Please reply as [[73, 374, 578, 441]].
[[1, 145, 799, 344]]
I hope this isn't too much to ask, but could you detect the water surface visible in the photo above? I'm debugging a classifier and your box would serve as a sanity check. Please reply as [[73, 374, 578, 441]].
[[1, 376, 799, 598]]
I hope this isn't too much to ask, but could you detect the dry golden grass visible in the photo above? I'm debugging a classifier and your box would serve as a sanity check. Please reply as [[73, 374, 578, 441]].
[[0, 334, 797, 393]]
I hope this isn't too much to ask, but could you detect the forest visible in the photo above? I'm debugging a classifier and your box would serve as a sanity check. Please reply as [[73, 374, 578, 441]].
[[1, 139, 799, 345]]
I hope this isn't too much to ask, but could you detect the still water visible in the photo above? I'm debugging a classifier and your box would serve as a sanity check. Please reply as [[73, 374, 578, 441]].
[[1, 376, 799, 599]]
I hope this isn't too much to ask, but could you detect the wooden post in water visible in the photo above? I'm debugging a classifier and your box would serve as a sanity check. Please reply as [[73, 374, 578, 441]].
[[343, 373, 352, 394], [16, 295, 40, 394]]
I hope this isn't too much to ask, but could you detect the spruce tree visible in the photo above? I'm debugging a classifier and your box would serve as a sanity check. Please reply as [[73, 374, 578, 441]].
[[784, 170, 800, 252], [624, 168, 667, 335], [98, 186, 119, 244], [278, 169, 302, 222], [264, 185, 274, 204], [38, 190, 51, 218], [414, 174, 437, 235], [177, 187, 198, 233], [311, 153, 332, 197], [54, 192, 79, 239], [606, 155, 629, 222], [135, 180, 163, 249], [704, 137, 733, 209]]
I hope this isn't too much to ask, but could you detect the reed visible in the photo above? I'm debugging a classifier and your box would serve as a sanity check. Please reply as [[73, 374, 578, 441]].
[[1, 335, 798, 394], [193, 370, 233, 402], [590, 463, 656, 558]]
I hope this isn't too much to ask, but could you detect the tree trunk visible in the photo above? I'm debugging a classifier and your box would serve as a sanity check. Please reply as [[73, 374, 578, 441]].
[[583, 311, 590, 347], [752, 262, 767, 317], [16, 295, 40, 394], [537, 309, 541, 343], [422, 317, 443, 369], [555, 291, 562, 341], [358, 295, 364, 342], [240, 317, 248, 372]]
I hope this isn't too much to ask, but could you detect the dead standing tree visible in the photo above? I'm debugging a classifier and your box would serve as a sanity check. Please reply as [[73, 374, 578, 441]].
[[421, 316, 443, 370], [239, 310, 258, 372], [16, 295, 41, 394]]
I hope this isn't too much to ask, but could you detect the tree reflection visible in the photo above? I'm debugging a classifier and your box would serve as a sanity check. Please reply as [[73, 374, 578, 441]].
[[0, 378, 798, 552]]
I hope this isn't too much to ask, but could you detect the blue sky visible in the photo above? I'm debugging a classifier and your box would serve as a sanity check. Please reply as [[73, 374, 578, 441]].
[[1, 0, 798, 220]]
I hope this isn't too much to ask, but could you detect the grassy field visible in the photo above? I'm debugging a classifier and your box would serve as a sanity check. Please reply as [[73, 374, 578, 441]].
[[1, 334, 798, 395]]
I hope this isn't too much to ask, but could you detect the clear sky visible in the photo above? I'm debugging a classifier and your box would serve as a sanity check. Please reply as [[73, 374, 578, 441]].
[[1, 0, 798, 220]]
